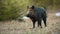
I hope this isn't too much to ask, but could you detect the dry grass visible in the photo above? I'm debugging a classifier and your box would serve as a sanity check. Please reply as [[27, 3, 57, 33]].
[[0, 13, 60, 34]]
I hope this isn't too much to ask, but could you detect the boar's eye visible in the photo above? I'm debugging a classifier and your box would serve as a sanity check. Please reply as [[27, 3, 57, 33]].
[[29, 9, 32, 11]]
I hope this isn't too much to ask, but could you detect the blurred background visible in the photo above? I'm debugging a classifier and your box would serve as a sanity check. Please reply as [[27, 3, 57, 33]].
[[0, 0, 60, 34]]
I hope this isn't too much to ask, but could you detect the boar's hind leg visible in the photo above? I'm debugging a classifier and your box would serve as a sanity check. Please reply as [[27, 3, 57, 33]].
[[42, 16, 47, 27], [37, 17, 42, 28]]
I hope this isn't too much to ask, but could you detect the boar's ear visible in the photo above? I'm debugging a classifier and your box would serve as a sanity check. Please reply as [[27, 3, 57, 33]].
[[31, 5, 34, 9], [27, 6, 29, 9]]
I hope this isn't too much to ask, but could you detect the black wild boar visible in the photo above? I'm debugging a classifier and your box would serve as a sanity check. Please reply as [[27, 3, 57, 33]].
[[26, 5, 47, 28]]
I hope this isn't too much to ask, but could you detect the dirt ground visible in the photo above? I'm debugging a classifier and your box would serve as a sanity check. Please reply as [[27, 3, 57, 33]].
[[0, 13, 60, 34]]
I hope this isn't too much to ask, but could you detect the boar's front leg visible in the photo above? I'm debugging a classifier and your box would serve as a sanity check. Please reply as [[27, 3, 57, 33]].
[[32, 19, 36, 28]]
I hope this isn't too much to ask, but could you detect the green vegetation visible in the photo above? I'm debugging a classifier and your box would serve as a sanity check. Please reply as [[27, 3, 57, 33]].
[[0, 0, 28, 21], [0, 0, 60, 21]]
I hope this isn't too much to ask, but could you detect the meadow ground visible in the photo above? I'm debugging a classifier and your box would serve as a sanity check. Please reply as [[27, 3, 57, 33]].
[[0, 12, 60, 34]]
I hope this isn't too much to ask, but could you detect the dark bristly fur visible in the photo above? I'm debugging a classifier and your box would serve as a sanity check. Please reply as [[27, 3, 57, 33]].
[[26, 5, 47, 28]]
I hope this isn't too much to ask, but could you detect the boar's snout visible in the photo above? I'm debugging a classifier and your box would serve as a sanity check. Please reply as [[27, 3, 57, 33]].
[[25, 14, 30, 17]]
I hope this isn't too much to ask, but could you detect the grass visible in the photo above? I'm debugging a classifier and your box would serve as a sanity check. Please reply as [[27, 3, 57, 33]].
[[0, 12, 60, 34]]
